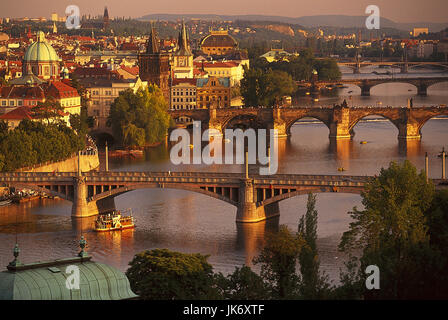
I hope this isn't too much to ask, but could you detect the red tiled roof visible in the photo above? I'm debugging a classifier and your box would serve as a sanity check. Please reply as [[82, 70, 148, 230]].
[[45, 81, 79, 99], [73, 66, 121, 79], [0, 86, 45, 100], [172, 78, 197, 86], [0, 106, 33, 120], [119, 65, 139, 76]]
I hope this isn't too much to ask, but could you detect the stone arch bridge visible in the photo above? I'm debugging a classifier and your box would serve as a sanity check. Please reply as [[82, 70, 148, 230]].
[[169, 105, 448, 140], [302, 75, 448, 97], [1, 171, 446, 223]]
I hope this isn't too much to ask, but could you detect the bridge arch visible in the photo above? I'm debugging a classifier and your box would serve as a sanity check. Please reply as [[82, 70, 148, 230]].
[[8, 183, 73, 202], [417, 114, 448, 134], [348, 113, 400, 135], [368, 82, 418, 95], [89, 183, 238, 208], [427, 81, 448, 91], [221, 114, 260, 131], [258, 186, 362, 207], [285, 115, 331, 136]]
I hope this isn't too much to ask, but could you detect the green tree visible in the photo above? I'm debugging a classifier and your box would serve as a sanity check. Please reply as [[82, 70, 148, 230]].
[[32, 97, 64, 125], [126, 249, 219, 300], [298, 193, 331, 299], [240, 67, 296, 107], [109, 85, 171, 147], [214, 266, 269, 300], [338, 160, 446, 299], [254, 225, 304, 299]]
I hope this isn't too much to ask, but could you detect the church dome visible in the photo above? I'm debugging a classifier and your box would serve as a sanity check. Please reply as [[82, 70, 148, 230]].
[[200, 30, 238, 49], [24, 31, 60, 62]]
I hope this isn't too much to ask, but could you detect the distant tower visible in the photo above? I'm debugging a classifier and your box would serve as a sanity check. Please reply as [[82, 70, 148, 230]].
[[103, 6, 110, 30], [173, 20, 193, 78], [52, 22, 58, 34], [138, 24, 171, 100]]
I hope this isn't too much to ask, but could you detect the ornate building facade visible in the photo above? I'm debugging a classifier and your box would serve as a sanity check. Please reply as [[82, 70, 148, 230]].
[[138, 26, 171, 100]]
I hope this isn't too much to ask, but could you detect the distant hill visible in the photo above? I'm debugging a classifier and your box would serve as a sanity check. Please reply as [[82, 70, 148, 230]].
[[139, 14, 448, 32]]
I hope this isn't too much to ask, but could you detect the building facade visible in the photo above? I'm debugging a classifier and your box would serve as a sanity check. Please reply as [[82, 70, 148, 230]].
[[170, 78, 197, 111], [81, 77, 147, 131], [196, 76, 230, 109]]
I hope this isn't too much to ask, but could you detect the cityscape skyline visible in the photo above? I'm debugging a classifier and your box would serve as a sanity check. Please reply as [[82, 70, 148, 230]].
[[2, 0, 448, 23]]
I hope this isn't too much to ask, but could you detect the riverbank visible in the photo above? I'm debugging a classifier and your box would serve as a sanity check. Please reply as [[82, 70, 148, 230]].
[[16, 152, 100, 173]]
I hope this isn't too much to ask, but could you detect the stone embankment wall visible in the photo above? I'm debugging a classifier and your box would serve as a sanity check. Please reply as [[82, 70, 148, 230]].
[[16, 153, 100, 173]]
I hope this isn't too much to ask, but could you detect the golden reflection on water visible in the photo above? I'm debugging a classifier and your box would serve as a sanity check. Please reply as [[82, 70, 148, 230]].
[[236, 217, 279, 267]]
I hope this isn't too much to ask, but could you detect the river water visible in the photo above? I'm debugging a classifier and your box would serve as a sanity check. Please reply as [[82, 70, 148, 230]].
[[0, 68, 447, 285]]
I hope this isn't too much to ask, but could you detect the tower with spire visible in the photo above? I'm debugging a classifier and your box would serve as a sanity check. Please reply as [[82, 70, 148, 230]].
[[173, 19, 193, 79], [103, 6, 110, 31], [138, 23, 171, 100]]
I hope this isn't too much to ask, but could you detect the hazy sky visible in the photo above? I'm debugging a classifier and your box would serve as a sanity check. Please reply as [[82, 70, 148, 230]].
[[2, 0, 447, 23]]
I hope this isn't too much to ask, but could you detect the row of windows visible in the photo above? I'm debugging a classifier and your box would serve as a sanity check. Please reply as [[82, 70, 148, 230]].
[[1, 100, 38, 107], [172, 106, 197, 111], [61, 98, 80, 107], [198, 96, 228, 102], [91, 90, 113, 96], [207, 70, 231, 76], [172, 97, 196, 103], [172, 90, 196, 96]]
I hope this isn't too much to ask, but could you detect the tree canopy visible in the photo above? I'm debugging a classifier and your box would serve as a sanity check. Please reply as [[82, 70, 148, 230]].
[[108, 85, 173, 147], [0, 120, 84, 172], [126, 248, 218, 300], [240, 67, 296, 107]]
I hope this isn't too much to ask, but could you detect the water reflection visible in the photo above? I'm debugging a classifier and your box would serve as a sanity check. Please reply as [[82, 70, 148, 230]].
[[235, 217, 279, 266], [398, 139, 423, 157]]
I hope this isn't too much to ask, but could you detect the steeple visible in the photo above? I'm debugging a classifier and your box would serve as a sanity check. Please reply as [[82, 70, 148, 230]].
[[176, 19, 192, 56], [103, 6, 110, 30], [146, 23, 160, 54]]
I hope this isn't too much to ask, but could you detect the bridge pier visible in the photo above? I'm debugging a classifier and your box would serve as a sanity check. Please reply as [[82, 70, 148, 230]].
[[71, 176, 92, 217], [417, 83, 428, 96], [361, 82, 371, 96], [236, 179, 280, 223], [328, 104, 352, 140], [398, 123, 421, 140], [72, 176, 114, 217]]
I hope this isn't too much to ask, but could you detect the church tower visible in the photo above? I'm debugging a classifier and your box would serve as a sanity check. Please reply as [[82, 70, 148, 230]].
[[103, 7, 110, 30], [173, 20, 193, 78], [138, 25, 171, 100]]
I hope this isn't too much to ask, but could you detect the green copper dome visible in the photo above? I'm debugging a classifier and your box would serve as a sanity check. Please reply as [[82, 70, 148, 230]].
[[24, 31, 60, 62]]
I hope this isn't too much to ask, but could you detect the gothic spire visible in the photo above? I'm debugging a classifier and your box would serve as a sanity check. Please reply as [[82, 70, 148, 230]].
[[146, 23, 160, 54], [176, 19, 192, 56]]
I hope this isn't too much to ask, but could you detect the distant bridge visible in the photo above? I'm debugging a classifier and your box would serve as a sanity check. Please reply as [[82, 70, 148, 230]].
[[299, 75, 448, 96], [169, 105, 448, 140], [1, 171, 447, 223], [337, 61, 448, 74]]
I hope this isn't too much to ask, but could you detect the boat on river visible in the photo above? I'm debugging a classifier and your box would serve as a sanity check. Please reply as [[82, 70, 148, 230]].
[[94, 209, 135, 232]]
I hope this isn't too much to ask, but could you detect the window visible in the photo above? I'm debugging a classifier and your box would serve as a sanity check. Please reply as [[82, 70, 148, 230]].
[[9, 100, 15, 106], [18, 100, 23, 106], [1, 100, 5, 106]]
